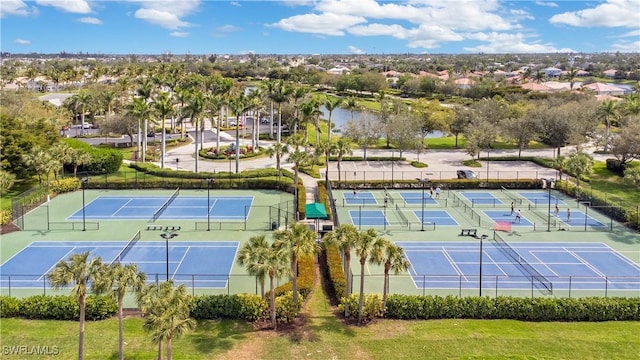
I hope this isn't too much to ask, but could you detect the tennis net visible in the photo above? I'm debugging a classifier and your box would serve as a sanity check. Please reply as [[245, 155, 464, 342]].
[[152, 188, 180, 222], [111, 230, 141, 265], [383, 188, 395, 206], [395, 204, 409, 226], [501, 186, 523, 205], [492, 232, 553, 294]]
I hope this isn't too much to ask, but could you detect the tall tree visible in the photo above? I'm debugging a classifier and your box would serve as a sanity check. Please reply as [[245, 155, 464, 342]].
[[181, 91, 206, 172], [269, 80, 291, 144], [596, 100, 620, 152], [154, 91, 175, 168], [94, 263, 146, 360], [47, 252, 105, 360], [353, 229, 386, 325], [334, 137, 353, 183], [237, 234, 270, 297], [126, 97, 154, 162], [137, 281, 195, 360], [273, 223, 318, 305], [324, 96, 343, 142], [266, 143, 289, 185], [369, 240, 409, 309], [565, 151, 594, 196]]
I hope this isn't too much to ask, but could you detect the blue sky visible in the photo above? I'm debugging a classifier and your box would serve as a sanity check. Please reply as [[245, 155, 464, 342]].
[[1, 0, 639, 54]]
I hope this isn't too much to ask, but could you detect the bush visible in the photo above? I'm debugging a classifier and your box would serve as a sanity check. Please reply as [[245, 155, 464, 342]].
[[49, 178, 81, 194], [275, 291, 302, 324], [606, 158, 626, 176], [15, 295, 116, 320], [324, 243, 346, 302], [384, 295, 640, 322], [273, 255, 314, 299], [190, 294, 267, 322], [410, 161, 428, 168], [338, 293, 384, 322], [0, 296, 21, 317]]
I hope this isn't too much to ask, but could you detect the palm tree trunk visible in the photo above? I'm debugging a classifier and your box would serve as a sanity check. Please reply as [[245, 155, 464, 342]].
[[118, 297, 124, 360], [235, 125, 240, 173], [158, 340, 163, 360], [79, 296, 86, 360], [383, 268, 389, 308], [358, 261, 365, 325], [161, 117, 166, 169], [269, 275, 276, 329], [337, 160, 342, 183], [166, 337, 172, 360], [194, 125, 199, 173], [137, 121, 142, 161], [292, 252, 298, 304], [143, 119, 148, 162]]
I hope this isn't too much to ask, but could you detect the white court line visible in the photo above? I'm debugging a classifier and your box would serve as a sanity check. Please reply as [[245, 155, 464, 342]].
[[171, 246, 191, 280], [441, 247, 466, 281], [529, 251, 559, 277], [37, 247, 76, 282], [566, 249, 606, 278]]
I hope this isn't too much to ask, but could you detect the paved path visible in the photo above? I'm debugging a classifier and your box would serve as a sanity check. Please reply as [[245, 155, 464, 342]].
[[150, 127, 609, 207]]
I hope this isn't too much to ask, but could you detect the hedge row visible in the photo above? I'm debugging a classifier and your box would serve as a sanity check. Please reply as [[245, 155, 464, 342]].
[[333, 179, 541, 191], [190, 293, 267, 321], [324, 243, 347, 303], [272, 254, 315, 299], [385, 295, 640, 322], [316, 181, 332, 220], [0, 295, 117, 321]]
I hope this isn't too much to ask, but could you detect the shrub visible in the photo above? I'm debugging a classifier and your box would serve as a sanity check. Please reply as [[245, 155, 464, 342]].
[[324, 243, 346, 302], [190, 294, 267, 322], [49, 178, 81, 194], [606, 158, 626, 176], [410, 161, 428, 168], [275, 291, 302, 324], [0, 296, 21, 317], [17, 295, 116, 320], [338, 293, 384, 322], [273, 255, 314, 299]]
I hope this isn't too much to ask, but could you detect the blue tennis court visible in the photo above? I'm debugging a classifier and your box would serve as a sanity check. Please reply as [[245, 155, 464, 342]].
[[461, 191, 504, 206], [411, 210, 458, 226], [67, 196, 253, 221], [343, 191, 378, 205], [349, 210, 388, 226], [399, 192, 438, 205], [483, 210, 534, 226], [397, 241, 640, 291], [0, 241, 238, 288], [556, 209, 606, 227], [518, 191, 567, 206]]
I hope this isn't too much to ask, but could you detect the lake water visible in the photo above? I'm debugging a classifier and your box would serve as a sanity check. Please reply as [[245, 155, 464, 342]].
[[319, 105, 445, 138]]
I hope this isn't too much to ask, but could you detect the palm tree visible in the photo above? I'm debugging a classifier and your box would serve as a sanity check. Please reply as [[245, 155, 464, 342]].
[[334, 137, 353, 183], [269, 80, 291, 144], [324, 224, 359, 317], [534, 71, 546, 84], [353, 229, 386, 325], [273, 222, 318, 305], [138, 281, 195, 360], [126, 97, 154, 162], [47, 252, 105, 360], [314, 139, 337, 179], [66, 90, 93, 136], [205, 93, 224, 152], [324, 96, 343, 142], [266, 143, 289, 185], [50, 142, 73, 178], [181, 91, 206, 173], [566, 67, 579, 90], [237, 235, 270, 297], [228, 92, 251, 173], [345, 96, 359, 121], [154, 91, 175, 168], [369, 240, 409, 309], [264, 243, 289, 328], [565, 151, 594, 196], [596, 100, 620, 152], [69, 148, 92, 177], [94, 263, 146, 360], [262, 79, 278, 139]]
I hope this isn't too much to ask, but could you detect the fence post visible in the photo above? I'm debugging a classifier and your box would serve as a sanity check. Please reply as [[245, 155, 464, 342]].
[[459, 276, 462, 298], [423, 275, 426, 296], [531, 276, 534, 298], [605, 276, 608, 298], [192, 275, 195, 297], [568, 276, 572, 298], [43, 277, 46, 296], [8, 276, 10, 297], [495, 276, 498, 298]]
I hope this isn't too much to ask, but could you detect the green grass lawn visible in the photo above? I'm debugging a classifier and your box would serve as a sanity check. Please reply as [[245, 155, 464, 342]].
[[3, 281, 639, 360]]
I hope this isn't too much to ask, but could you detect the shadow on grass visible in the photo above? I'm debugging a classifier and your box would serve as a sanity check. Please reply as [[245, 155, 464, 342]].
[[189, 320, 251, 355]]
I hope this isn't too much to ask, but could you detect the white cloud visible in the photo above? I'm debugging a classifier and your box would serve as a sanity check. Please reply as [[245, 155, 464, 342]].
[[348, 45, 364, 54], [14, 38, 30, 45], [77, 17, 102, 24], [170, 31, 189, 37], [135, 8, 189, 30], [132, 0, 200, 29], [549, 0, 640, 28], [272, 13, 366, 36], [509, 9, 534, 20], [535, 1, 558, 7], [620, 29, 640, 37], [611, 40, 640, 52], [218, 25, 240, 33], [35, 0, 91, 14], [1, 0, 30, 17], [463, 32, 574, 53], [230, 1, 240, 6]]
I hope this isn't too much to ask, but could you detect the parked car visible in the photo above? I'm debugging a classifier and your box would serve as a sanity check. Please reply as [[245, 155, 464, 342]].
[[457, 170, 478, 179], [260, 117, 270, 124]]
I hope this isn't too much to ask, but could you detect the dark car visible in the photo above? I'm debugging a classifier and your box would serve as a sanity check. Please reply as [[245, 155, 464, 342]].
[[457, 170, 478, 179]]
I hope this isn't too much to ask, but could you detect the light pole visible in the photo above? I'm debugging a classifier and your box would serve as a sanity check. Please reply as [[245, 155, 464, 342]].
[[486, 148, 490, 184], [416, 178, 429, 231], [80, 177, 89, 231], [479, 234, 487, 296], [205, 178, 215, 231], [161, 232, 179, 281], [546, 178, 553, 232]]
